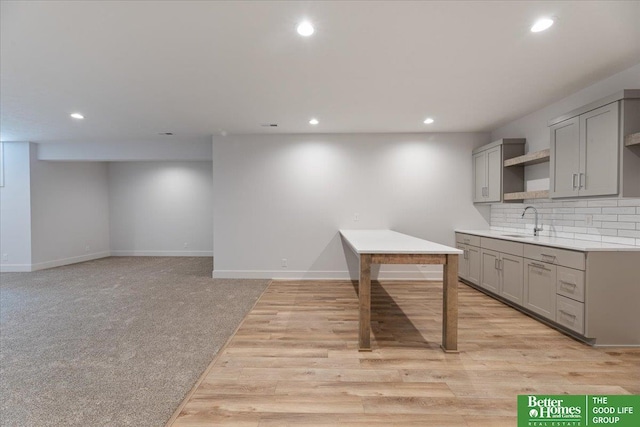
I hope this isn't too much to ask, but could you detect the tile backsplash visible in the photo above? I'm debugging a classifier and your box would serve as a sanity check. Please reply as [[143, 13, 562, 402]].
[[490, 198, 640, 246]]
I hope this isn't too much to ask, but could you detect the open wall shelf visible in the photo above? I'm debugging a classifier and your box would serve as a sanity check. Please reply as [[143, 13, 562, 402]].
[[504, 149, 550, 167], [625, 132, 640, 147], [503, 190, 549, 201]]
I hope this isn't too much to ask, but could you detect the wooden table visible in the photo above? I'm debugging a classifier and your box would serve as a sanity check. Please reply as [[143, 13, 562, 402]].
[[340, 229, 463, 353]]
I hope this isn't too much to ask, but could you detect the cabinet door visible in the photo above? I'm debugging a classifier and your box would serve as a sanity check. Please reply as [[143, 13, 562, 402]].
[[485, 146, 502, 202], [467, 245, 481, 286], [550, 117, 580, 198], [457, 244, 468, 279], [473, 151, 487, 203], [579, 102, 619, 197], [480, 249, 499, 293], [523, 260, 557, 320], [500, 254, 524, 305]]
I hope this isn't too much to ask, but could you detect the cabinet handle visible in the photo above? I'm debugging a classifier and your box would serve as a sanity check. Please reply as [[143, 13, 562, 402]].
[[494, 259, 499, 270], [559, 309, 577, 319], [530, 262, 546, 269], [464, 250, 469, 260], [541, 254, 556, 262], [579, 173, 585, 189], [572, 173, 578, 190], [559, 280, 577, 288]]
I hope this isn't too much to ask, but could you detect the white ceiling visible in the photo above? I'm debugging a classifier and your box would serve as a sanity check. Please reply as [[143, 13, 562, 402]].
[[1, 1, 639, 144]]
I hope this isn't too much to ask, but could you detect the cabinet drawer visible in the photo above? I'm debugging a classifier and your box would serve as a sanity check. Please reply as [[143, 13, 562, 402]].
[[556, 266, 585, 303], [455, 233, 480, 247], [481, 237, 523, 257], [556, 295, 585, 335], [523, 244, 585, 270]]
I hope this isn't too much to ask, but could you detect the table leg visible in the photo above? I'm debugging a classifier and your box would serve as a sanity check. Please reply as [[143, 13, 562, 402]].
[[441, 253, 459, 353], [359, 254, 372, 351]]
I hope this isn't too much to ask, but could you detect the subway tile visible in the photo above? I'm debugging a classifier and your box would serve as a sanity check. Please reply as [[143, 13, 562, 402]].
[[574, 233, 602, 242], [617, 215, 640, 222], [617, 199, 640, 207], [593, 214, 617, 221], [563, 214, 586, 221], [602, 207, 636, 215], [574, 207, 601, 214], [618, 229, 640, 239], [602, 236, 637, 245], [587, 228, 617, 236], [552, 208, 574, 214], [555, 231, 575, 239], [562, 200, 588, 208], [574, 220, 602, 228], [562, 226, 587, 233], [601, 221, 636, 230], [587, 200, 618, 207]]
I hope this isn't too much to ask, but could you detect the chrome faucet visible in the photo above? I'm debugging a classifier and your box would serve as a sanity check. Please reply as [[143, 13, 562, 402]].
[[522, 206, 543, 237]]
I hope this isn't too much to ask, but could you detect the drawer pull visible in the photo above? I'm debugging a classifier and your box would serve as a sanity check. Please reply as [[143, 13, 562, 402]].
[[463, 238, 470, 244], [559, 309, 577, 319], [530, 262, 546, 269], [541, 254, 557, 262], [559, 280, 577, 288]]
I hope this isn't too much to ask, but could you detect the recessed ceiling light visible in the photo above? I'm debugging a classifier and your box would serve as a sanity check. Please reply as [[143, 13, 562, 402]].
[[297, 21, 314, 37], [309, 118, 319, 125], [531, 18, 554, 33], [158, 132, 174, 136], [70, 113, 84, 119], [423, 117, 434, 124]]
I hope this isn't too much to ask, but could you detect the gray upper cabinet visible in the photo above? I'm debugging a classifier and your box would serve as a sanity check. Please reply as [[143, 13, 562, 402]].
[[472, 139, 525, 204], [550, 117, 580, 198], [550, 104, 619, 198], [549, 90, 640, 199]]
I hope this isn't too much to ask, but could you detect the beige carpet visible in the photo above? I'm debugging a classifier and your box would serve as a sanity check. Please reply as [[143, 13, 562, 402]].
[[0, 257, 269, 427]]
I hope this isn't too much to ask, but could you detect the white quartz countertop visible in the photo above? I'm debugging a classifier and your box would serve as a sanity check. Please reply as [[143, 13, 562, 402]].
[[340, 229, 462, 255], [455, 229, 640, 252]]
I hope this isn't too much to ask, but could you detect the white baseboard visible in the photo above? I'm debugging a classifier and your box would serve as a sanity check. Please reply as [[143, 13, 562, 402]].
[[111, 250, 213, 257], [30, 251, 111, 271], [0, 264, 33, 272], [212, 270, 444, 281]]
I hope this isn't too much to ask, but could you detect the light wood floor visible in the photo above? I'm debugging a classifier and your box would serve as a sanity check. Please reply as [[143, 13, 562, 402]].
[[169, 280, 640, 426]]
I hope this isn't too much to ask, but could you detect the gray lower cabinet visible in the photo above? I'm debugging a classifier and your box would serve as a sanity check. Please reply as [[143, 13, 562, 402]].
[[457, 232, 640, 345], [523, 260, 557, 320], [457, 244, 480, 285], [478, 236, 524, 303], [479, 249, 500, 293], [500, 254, 524, 305]]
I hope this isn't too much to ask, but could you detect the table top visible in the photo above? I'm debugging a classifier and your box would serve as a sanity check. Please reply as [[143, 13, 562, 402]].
[[339, 229, 462, 255]]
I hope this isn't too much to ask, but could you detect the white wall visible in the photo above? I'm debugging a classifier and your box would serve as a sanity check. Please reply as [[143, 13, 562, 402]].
[[212, 133, 490, 279], [29, 157, 110, 270], [38, 138, 212, 161], [0, 142, 33, 271], [108, 161, 213, 256]]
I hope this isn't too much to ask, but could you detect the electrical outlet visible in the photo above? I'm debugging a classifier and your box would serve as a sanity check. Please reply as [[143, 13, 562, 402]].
[[281, 258, 287, 268], [85, 245, 91, 252], [354, 213, 360, 222], [585, 214, 593, 226], [183, 242, 189, 248], [1, 253, 8, 262]]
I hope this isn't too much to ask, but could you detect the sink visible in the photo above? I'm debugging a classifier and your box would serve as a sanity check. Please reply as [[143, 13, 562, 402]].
[[501, 233, 533, 239]]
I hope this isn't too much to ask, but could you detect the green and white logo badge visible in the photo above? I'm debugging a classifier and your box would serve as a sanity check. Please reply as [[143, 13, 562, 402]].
[[518, 395, 640, 427]]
